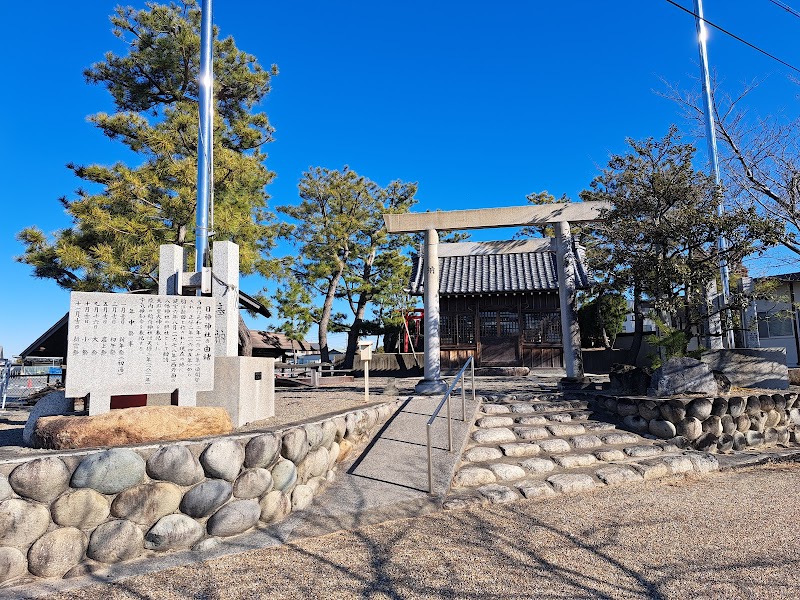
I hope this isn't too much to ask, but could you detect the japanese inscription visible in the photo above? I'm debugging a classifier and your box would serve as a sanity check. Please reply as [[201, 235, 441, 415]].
[[65, 292, 215, 398]]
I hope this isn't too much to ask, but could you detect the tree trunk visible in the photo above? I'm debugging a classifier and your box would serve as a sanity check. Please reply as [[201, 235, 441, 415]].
[[630, 286, 644, 366], [343, 295, 370, 369], [318, 269, 344, 364], [237, 314, 252, 357]]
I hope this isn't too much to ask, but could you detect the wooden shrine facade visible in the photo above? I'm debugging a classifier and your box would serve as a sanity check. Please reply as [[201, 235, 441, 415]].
[[409, 238, 589, 370], [439, 293, 563, 370]]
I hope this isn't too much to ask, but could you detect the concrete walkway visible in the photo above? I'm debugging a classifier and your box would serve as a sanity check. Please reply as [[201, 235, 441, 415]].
[[285, 388, 484, 539]]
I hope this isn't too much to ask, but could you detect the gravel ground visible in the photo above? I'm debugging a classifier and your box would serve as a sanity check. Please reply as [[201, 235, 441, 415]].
[[42, 462, 800, 600]]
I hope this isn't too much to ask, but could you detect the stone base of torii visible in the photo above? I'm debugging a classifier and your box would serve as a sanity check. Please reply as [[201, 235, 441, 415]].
[[383, 203, 609, 394]]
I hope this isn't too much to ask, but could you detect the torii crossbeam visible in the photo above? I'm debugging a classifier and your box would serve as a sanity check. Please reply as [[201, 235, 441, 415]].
[[383, 202, 609, 394]]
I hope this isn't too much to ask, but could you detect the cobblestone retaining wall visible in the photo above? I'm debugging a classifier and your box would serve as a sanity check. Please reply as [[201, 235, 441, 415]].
[[590, 392, 800, 452], [0, 400, 402, 587]]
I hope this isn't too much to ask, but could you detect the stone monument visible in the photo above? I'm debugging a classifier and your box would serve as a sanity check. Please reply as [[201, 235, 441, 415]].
[[64, 241, 274, 427]]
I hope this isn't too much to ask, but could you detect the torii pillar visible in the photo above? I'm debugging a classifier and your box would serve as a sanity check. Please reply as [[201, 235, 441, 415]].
[[384, 202, 607, 393]]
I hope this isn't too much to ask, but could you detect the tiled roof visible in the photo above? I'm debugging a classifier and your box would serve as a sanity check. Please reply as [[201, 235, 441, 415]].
[[409, 239, 590, 295]]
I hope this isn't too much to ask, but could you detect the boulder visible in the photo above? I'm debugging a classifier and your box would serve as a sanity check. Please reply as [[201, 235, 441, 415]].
[[8, 456, 70, 503], [51, 489, 110, 529], [760, 394, 776, 412], [765, 410, 782, 429], [702, 416, 723, 438], [110, 482, 182, 527], [745, 396, 761, 416], [638, 400, 661, 421], [660, 399, 688, 422], [144, 514, 204, 551], [694, 432, 718, 452], [609, 364, 652, 395], [259, 490, 291, 523], [27, 528, 86, 578], [728, 396, 746, 418], [271, 458, 298, 492], [453, 467, 496, 487], [304, 423, 325, 453], [244, 433, 281, 469], [180, 480, 232, 518], [200, 439, 245, 481], [736, 415, 751, 433], [720, 414, 736, 436], [616, 398, 639, 417], [773, 394, 787, 412], [281, 428, 309, 463], [71, 448, 145, 494], [233, 468, 273, 499], [146, 445, 205, 486], [32, 406, 233, 449], [711, 397, 729, 417], [677, 417, 703, 441], [686, 398, 713, 421], [206, 499, 261, 537], [649, 419, 677, 439], [290, 485, 315, 511], [0, 547, 27, 584], [647, 357, 718, 397], [622, 415, 648, 434], [732, 431, 747, 451], [22, 390, 72, 446], [0, 498, 50, 549], [87, 519, 143, 563]]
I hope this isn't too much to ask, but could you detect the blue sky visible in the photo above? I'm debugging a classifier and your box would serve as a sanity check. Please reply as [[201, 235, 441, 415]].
[[2, 0, 799, 357]]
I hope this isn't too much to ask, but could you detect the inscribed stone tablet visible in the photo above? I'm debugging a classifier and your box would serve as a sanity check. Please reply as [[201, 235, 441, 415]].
[[65, 292, 215, 398]]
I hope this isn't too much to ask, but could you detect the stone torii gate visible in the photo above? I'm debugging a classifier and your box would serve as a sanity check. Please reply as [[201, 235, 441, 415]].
[[383, 202, 608, 394]]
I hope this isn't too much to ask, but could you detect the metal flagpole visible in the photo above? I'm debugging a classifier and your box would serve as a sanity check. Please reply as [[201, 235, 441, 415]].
[[195, 0, 214, 275], [693, 0, 735, 349]]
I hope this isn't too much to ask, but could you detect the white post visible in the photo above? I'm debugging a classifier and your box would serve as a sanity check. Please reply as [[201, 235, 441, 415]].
[[415, 229, 448, 395], [212, 241, 240, 357], [158, 244, 184, 296], [554, 221, 584, 379], [364, 361, 369, 403]]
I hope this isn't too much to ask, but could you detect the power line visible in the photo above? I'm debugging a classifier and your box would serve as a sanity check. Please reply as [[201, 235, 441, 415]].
[[664, 0, 800, 74], [766, 0, 800, 20]]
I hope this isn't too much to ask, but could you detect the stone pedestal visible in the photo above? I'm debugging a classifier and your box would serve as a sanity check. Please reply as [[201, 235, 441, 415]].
[[197, 357, 275, 427]]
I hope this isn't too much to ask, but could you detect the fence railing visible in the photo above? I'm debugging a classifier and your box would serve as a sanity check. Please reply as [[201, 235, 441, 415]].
[[426, 355, 476, 494]]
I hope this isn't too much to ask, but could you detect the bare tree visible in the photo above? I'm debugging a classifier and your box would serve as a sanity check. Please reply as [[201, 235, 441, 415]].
[[662, 77, 800, 255]]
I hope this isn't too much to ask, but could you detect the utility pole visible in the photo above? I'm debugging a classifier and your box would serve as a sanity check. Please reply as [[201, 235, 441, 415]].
[[195, 0, 214, 275], [693, 0, 735, 349]]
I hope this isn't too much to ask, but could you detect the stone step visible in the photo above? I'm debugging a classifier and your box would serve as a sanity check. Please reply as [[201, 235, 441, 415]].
[[445, 451, 720, 507]]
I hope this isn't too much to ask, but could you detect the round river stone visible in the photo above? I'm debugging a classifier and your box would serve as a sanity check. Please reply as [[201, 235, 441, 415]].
[[207, 499, 261, 537], [0, 498, 50, 549], [111, 482, 182, 526], [0, 547, 27, 584], [244, 433, 281, 469], [146, 445, 204, 486], [144, 514, 204, 551], [71, 448, 145, 494], [8, 456, 70, 503], [51, 488, 110, 529], [271, 458, 298, 492], [27, 527, 87, 578], [281, 428, 309, 463], [200, 439, 245, 481], [233, 468, 273, 500], [180, 479, 232, 519], [87, 519, 144, 563], [259, 490, 291, 523]]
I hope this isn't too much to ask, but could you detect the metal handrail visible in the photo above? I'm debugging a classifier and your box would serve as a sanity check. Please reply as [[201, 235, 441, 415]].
[[426, 355, 476, 494]]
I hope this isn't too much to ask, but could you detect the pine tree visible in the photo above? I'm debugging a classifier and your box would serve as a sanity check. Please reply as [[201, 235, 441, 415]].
[[17, 1, 281, 292], [277, 167, 417, 366]]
